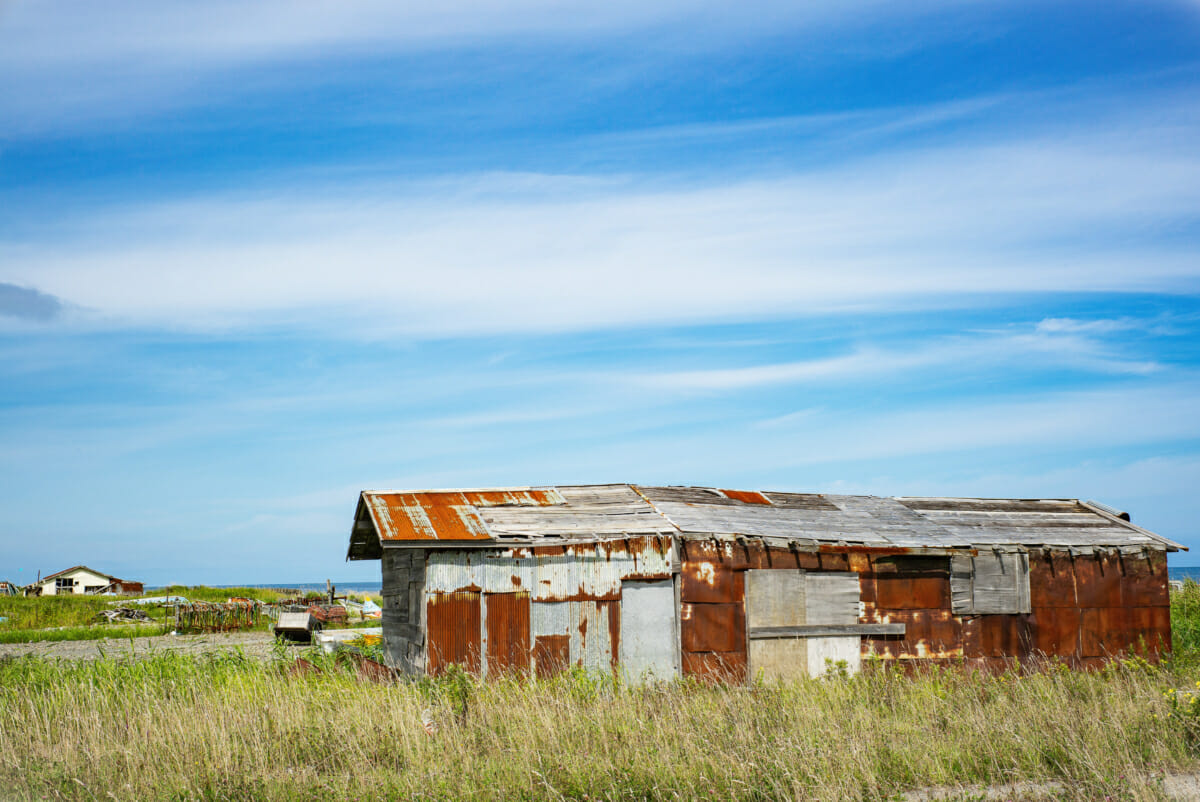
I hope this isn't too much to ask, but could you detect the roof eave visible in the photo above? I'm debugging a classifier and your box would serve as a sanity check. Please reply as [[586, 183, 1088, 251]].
[[1079, 500, 1187, 551]]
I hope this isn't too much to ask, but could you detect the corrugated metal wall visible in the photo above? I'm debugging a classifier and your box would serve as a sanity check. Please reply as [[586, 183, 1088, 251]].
[[678, 539, 1172, 683], [423, 537, 672, 677]]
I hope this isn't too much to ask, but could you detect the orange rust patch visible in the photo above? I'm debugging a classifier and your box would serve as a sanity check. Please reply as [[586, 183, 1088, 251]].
[[533, 635, 570, 678], [426, 591, 482, 675], [367, 489, 563, 542], [485, 592, 531, 676], [720, 489, 772, 505]]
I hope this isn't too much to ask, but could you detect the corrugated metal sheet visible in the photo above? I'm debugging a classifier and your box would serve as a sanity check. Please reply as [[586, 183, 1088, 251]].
[[485, 592, 531, 675], [365, 489, 565, 543], [350, 484, 1182, 556], [426, 591, 481, 675], [425, 538, 673, 601], [530, 599, 618, 672]]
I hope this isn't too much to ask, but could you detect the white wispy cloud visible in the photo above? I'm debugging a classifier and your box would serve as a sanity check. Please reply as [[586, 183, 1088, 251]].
[[647, 326, 1160, 393], [4, 107, 1198, 337], [0, 0, 984, 134]]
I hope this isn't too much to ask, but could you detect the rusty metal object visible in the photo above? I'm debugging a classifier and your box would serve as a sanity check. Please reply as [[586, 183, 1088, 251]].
[[1071, 550, 1126, 608], [874, 576, 950, 610], [681, 560, 742, 604], [681, 602, 744, 653], [864, 609, 963, 660], [720, 489, 772, 505], [532, 635, 569, 678], [366, 489, 565, 543], [175, 601, 260, 634], [427, 591, 482, 675], [1029, 607, 1081, 656], [426, 537, 672, 602], [485, 592, 531, 675], [682, 650, 747, 683], [1028, 549, 1079, 608], [1080, 606, 1170, 657]]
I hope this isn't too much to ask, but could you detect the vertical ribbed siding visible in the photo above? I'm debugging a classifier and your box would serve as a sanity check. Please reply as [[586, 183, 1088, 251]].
[[426, 591, 481, 675]]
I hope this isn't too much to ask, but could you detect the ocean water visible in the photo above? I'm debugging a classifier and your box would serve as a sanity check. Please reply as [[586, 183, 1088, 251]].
[[1170, 567, 1200, 582]]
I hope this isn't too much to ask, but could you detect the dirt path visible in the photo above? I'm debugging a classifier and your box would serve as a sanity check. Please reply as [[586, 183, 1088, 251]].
[[0, 630, 285, 662]]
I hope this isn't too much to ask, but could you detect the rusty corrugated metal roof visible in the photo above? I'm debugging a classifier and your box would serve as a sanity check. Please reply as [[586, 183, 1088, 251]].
[[365, 488, 565, 542], [346, 484, 1184, 560]]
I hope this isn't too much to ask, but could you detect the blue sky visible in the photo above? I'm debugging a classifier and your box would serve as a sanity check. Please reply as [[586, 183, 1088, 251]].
[[2, 1, 1200, 585]]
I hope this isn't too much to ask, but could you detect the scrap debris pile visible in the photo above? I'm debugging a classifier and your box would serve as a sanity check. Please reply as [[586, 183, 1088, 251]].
[[162, 590, 375, 635], [172, 600, 260, 633], [92, 607, 154, 624]]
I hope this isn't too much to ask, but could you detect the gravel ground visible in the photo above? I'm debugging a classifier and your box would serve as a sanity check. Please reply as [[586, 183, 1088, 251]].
[[0, 630, 287, 662]]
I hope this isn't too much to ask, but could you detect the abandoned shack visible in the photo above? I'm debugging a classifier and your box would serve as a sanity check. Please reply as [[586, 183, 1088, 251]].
[[346, 485, 1182, 682], [30, 565, 144, 596]]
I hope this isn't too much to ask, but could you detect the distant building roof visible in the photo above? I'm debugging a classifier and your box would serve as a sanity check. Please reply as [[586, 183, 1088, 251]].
[[39, 565, 134, 584], [347, 484, 1183, 559]]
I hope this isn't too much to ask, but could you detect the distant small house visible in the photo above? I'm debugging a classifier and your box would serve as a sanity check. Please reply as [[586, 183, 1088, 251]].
[[0, 580, 18, 596], [32, 566, 144, 596], [347, 485, 1183, 682]]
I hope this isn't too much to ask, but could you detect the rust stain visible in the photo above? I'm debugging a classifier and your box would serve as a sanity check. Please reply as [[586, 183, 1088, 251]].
[[682, 651, 747, 684], [366, 489, 563, 542], [485, 592, 531, 676], [874, 576, 950, 610], [607, 599, 621, 670], [426, 591, 482, 675], [720, 489, 772, 505], [533, 635, 570, 678], [681, 602, 745, 652], [681, 560, 742, 604]]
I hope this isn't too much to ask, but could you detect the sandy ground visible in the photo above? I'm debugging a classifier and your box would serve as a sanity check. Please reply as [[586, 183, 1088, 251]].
[[0, 630, 285, 662]]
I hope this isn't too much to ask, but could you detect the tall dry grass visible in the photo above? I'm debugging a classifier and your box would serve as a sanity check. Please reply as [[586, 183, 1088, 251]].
[[0, 649, 1195, 801]]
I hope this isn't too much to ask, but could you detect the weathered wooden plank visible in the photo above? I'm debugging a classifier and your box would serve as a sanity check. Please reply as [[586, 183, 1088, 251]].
[[761, 492, 839, 510], [750, 623, 905, 638], [897, 498, 1088, 513], [950, 553, 1030, 614], [805, 573, 859, 625], [746, 569, 807, 682]]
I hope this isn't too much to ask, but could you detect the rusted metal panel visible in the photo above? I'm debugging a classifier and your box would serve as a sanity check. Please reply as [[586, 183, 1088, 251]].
[[1030, 607, 1081, 656], [1072, 551, 1124, 608], [569, 600, 619, 671], [533, 635, 570, 677], [874, 576, 950, 610], [485, 592, 531, 676], [681, 651, 747, 683], [365, 489, 565, 543], [1028, 549, 1078, 608], [1080, 607, 1171, 657], [681, 559, 742, 604], [964, 614, 1031, 659], [864, 609, 962, 659], [1122, 551, 1169, 607], [720, 489, 772, 505], [354, 485, 1181, 560], [681, 602, 745, 653], [425, 538, 673, 601], [426, 591, 482, 675]]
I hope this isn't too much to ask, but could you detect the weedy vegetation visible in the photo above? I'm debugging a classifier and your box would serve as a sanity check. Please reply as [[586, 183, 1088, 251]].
[[2, 584, 1200, 800]]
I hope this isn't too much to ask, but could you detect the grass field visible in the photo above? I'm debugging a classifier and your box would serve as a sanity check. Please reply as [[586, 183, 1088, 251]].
[[1, 585, 1198, 800], [0, 586, 342, 643]]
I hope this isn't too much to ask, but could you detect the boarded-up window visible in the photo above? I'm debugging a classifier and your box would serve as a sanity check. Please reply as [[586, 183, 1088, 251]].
[[951, 553, 1030, 615]]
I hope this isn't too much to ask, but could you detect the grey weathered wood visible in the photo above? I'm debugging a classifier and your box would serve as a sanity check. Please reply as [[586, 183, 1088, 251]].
[[750, 623, 905, 638], [746, 569, 808, 682], [950, 552, 1030, 614], [804, 572, 859, 625]]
